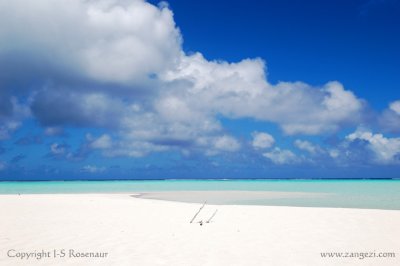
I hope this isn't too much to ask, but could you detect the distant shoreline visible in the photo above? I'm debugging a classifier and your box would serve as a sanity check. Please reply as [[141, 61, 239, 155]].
[[1, 180, 400, 209]]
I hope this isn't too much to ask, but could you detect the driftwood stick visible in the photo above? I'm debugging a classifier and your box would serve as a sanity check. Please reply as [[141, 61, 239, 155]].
[[206, 209, 218, 223], [190, 201, 206, 223]]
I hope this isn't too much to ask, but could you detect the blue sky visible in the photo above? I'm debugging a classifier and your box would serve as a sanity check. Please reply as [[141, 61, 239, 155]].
[[0, 0, 400, 180]]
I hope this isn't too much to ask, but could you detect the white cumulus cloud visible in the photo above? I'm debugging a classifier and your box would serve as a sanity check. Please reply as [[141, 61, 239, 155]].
[[263, 148, 299, 165], [0, 0, 181, 84], [88, 134, 112, 149], [380, 100, 400, 133], [346, 129, 400, 164], [251, 132, 275, 149], [213, 135, 241, 153], [50, 143, 67, 156], [163, 53, 364, 135], [389, 100, 400, 115], [294, 140, 321, 154]]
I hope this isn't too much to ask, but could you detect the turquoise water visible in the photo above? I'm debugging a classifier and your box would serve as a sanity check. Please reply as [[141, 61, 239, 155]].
[[1, 180, 399, 210]]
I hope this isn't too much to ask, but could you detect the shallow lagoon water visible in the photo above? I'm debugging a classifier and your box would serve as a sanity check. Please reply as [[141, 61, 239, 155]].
[[1, 179, 399, 210]]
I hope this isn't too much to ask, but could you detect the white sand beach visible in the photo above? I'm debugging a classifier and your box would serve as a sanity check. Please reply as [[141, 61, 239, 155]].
[[1, 193, 399, 266]]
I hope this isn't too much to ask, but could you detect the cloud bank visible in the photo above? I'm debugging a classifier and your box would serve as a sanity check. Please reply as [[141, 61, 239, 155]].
[[0, 0, 398, 168]]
